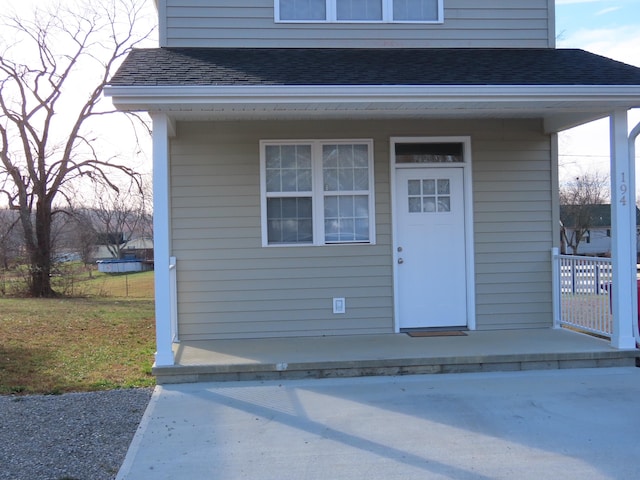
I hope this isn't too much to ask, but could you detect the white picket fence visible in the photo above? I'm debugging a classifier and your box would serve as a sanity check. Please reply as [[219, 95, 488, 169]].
[[552, 249, 613, 338]]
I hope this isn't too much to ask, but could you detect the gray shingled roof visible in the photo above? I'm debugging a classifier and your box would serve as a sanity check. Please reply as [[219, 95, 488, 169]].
[[108, 48, 640, 87]]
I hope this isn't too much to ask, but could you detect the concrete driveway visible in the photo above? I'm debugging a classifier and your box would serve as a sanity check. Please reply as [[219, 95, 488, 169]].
[[117, 368, 640, 480]]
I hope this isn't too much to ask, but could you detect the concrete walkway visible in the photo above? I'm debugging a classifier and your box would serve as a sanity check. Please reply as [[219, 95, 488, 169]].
[[117, 367, 640, 479]]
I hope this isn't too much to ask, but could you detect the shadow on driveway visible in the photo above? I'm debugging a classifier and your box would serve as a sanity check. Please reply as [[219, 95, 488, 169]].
[[117, 368, 640, 480]]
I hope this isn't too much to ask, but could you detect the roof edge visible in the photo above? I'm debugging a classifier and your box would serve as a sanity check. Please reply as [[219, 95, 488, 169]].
[[105, 84, 640, 103]]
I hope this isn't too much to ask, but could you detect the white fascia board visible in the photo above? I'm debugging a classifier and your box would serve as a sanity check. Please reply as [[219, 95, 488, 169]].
[[104, 84, 640, 110]]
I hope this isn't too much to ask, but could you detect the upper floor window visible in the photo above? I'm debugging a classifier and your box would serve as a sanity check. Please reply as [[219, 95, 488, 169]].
[[276, 0, 443, 23]]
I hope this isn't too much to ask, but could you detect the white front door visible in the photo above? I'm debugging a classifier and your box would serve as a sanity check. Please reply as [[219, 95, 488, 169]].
[[395, 167, 468, 329]]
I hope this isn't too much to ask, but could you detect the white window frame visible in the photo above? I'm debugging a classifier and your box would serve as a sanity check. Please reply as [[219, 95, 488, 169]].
[[274, 0, 444, 24], [260, 139, 376, 247]]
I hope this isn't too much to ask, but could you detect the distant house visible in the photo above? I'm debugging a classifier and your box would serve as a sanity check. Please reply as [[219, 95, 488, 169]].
[[90, 232, 125, 262], [93, 237, 153, 262], [121, 237, 154, 262], [96, 238, 154, 273], [560, 205, 640, 256], [91, 245, 120, 262]]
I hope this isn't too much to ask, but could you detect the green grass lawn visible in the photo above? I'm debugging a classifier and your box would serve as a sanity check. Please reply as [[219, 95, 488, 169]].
[[0, 270, 156, 395], [1, 264, 155, 298], [74, 269, 155, 298]]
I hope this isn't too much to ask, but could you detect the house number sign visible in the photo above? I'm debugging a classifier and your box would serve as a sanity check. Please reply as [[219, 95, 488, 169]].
[[619, 172, 628, 206]]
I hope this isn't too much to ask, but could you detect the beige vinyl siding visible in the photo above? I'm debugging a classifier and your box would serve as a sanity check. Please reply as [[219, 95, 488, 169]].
[[472, 127, 554, 329], [162, 0, 553, 48], [172, 121, 393, 339], [171, 118, 554, 340]]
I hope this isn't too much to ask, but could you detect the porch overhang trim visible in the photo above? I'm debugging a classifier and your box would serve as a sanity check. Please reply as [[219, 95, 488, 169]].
[[105, 84, 640, 107]]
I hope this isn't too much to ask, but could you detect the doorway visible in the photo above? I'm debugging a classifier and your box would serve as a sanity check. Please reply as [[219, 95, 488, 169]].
[[391, 138, 475, 330]]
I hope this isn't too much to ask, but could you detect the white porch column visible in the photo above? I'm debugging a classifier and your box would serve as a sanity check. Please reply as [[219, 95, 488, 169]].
[[609, 110, 637, 349], [151, 113, 176, 366], [630, 120, 640, 343]]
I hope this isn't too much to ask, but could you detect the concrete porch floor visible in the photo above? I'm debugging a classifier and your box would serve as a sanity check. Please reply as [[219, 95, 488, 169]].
[[153, 328, 639, 384]]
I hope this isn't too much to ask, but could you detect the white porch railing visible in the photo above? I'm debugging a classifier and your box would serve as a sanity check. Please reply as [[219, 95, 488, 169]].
[[552, 248, 612, 338]]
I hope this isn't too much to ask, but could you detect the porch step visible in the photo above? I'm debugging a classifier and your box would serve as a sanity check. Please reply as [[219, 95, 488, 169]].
[[153, 352, 640, 384], [153, 330, 639, 384]]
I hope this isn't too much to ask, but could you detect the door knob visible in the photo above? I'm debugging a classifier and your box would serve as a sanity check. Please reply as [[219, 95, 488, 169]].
[[398, 258, 404, 264]]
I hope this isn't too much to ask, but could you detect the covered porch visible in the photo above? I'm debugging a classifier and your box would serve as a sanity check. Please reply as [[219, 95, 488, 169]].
[[153, 328, 639, 384], [146, 110, 640, 380]]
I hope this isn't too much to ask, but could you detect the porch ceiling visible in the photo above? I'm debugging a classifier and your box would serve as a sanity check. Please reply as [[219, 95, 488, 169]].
[[106, 85, 640, 132]]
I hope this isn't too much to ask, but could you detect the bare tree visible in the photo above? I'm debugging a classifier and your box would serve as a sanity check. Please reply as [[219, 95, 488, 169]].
[[0, 0, 153, 296], [560, 172, 609, 254], [92, 178, 148, 259], [66, 175, 150, 264]]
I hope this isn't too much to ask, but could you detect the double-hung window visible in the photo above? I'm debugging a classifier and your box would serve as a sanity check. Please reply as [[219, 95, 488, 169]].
[[261, 140, 375, 246], [276, 0, 443, 23]]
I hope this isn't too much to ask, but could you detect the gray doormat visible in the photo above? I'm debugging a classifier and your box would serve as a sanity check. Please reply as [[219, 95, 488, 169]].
[[405, 331, 468, 337]]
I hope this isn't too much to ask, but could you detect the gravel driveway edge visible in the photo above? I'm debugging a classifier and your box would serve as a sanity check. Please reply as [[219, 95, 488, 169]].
[[0, 388, 153, 480]]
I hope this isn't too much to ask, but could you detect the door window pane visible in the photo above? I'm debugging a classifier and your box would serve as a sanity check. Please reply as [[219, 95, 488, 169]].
[[408, 180, 421, 196], [423, 197, 436, 212], [408, 197, 421, 213], [438, 197, 451, 213], [422, 179, 435, 195]]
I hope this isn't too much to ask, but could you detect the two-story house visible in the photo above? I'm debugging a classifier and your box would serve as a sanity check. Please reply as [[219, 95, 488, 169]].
[[106, 1, 640, 372]]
